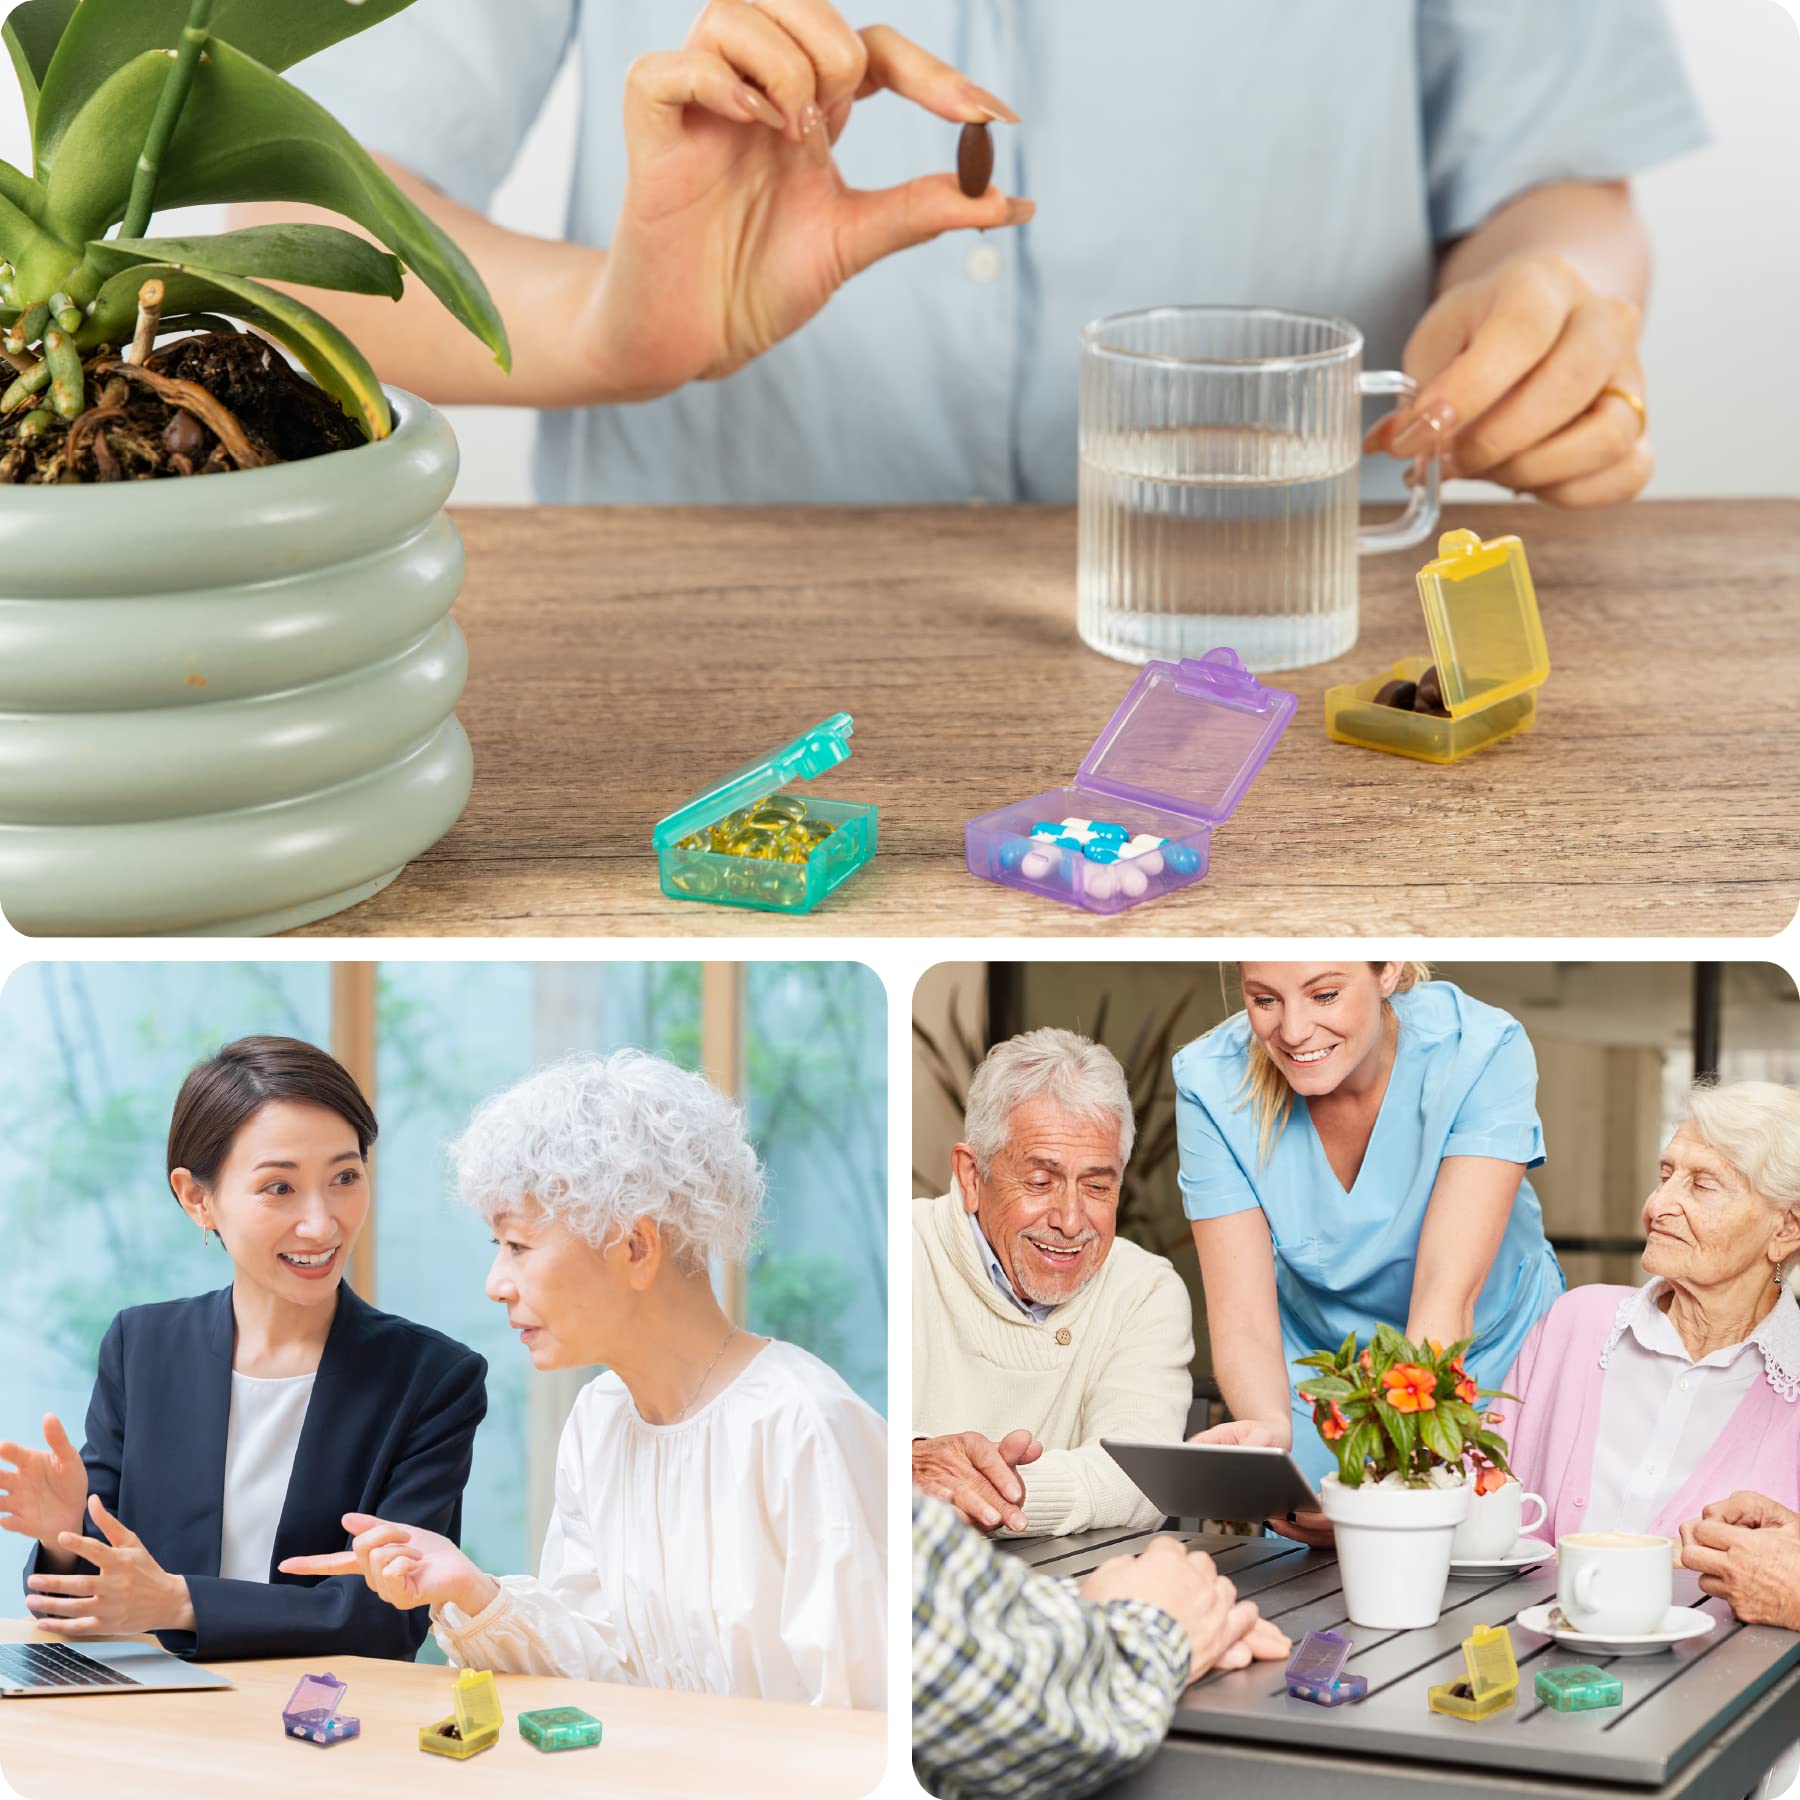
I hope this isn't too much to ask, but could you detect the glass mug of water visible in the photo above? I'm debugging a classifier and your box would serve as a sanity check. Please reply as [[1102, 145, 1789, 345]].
[[1078, 306, 1442, 670]]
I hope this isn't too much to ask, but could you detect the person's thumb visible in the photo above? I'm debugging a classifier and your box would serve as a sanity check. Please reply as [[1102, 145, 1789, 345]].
[[835, 175, 1030, 280]]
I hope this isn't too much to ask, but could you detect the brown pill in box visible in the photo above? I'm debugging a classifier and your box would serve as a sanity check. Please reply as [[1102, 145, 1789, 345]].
[[958, 122, 994, 198]]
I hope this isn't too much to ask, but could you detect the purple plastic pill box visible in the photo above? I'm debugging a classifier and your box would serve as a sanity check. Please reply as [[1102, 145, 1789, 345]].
[[964, 648, 1296, 914]]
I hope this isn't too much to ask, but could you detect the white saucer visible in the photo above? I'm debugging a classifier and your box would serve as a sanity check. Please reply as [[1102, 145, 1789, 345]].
[[1450, 1535, 1555, 1574], [1515, 1601, 1717, 1656]]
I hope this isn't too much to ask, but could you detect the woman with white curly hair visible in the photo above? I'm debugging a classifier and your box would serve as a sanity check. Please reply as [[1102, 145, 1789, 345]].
[[1501, 1080, 1800, 1542], [280, 1051, 886, 1710]]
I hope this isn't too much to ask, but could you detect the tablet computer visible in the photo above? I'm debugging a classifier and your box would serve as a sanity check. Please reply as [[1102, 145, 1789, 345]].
[[1100, 1439, 1320, 1522]]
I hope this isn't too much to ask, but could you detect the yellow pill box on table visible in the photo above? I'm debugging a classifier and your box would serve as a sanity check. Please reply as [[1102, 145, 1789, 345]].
[[1427, 1622, 1519, 1722], [653, 713, 878, 915], [1325, 528, 1549, 764], [419, 1667, 503, 1759]]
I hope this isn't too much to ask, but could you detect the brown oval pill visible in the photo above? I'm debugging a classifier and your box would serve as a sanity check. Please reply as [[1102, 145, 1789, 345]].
[[1374, 678, 1418, 711], [1413, 665, 1450, 716], [958, 121, 994, 198]]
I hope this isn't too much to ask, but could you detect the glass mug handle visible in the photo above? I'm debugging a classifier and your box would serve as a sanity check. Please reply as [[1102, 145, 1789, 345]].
[[1357, 370, 1440, 555]]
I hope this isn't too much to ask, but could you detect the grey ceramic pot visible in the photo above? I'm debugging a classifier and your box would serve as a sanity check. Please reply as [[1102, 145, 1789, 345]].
[[0, 387, 472, 935]]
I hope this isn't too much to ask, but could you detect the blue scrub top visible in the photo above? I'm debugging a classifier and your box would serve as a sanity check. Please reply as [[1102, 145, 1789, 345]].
[[294, 1, 1705, 504], [1173, 981, 1565, 1485]]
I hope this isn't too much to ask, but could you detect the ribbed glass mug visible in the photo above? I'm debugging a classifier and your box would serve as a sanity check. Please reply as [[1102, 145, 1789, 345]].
[[1078, 306, 1441, 670]]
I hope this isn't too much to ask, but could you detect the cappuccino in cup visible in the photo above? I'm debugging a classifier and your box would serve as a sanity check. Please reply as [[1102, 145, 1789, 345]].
[[1557, 1533, 1674, 1636]]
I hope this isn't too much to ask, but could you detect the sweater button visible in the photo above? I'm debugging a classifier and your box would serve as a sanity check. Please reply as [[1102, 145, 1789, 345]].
[[1055, 1327, 1072, 1346], [1574, 1496, 1586, 1507]]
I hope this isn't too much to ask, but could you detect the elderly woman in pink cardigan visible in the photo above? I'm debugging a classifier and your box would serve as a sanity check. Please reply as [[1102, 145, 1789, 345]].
[[1500, 1082, 1800, 1543]]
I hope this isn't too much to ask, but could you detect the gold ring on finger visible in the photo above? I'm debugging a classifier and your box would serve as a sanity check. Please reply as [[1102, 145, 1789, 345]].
[[1598, 384, 1647, 439]]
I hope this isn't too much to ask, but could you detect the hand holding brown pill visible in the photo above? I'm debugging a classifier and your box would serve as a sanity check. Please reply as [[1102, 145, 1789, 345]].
[[591, 1, 1033, 401]]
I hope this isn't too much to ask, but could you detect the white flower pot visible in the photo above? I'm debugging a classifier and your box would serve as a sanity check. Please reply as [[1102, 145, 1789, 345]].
[[1319, 1471, 1472, 1628]]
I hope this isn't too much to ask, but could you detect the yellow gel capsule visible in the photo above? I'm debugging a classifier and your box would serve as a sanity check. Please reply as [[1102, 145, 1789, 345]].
[[723, 865, 753, 897], [728, 828, 781, 860], [753, 795, 807, 824], [672, 863, 722, 897], [676, 832, 709, 852], [754, 864, 796, 901]]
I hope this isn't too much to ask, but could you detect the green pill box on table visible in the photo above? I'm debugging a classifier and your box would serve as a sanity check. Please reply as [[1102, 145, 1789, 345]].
[[519, 1706, 604, 1752], [1534, 1665, 1624, 1712]]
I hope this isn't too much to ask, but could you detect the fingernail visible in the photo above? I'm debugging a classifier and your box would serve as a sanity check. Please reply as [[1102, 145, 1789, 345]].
[[1388, 398, 1456, 459], [1007, 197, 1035, 226], [963, 84, 1020, 124], [799, 100, 822, 136], [982, 1510, 1000, 1528], [1439, 450, 1459, 478], [736, 86, 783, 129]]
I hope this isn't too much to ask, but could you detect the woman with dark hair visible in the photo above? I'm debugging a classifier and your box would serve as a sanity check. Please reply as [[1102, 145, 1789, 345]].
[[0, 1037, 486, 1662]]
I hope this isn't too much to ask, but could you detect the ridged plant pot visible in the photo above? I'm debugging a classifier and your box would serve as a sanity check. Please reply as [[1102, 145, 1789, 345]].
[[1319, 1472, 1471, 1629], [0, 387, 472, 935]]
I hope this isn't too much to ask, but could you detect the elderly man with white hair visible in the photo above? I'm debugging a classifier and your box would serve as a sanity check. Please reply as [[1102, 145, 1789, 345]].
[[1502, 1080, 1800, 1541], [913, 1029, 1195, 1537], [280, 1050, 886, 1710]]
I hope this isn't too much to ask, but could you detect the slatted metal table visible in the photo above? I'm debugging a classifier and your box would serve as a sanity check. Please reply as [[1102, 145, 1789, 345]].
[[1004, 1527, 1800, 1798]]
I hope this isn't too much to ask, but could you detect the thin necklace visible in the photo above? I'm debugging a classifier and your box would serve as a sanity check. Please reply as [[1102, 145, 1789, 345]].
[[674, 1324, 739, 1422]]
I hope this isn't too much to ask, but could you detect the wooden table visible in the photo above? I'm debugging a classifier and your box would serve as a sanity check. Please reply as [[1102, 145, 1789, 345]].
[[1005, 1528, 1800, 1798], [0, 1619, 885, 1799], [290, 500, 1800, 938]]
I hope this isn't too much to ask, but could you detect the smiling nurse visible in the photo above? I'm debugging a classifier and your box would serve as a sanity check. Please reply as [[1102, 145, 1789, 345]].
[[1173, 963, 1565, 1510]]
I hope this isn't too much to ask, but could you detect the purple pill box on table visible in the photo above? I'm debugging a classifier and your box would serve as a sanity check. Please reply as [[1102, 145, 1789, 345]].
[[964, 648, 1296, 915]]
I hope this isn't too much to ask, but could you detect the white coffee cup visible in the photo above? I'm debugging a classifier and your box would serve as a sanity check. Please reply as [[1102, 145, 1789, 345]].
[[1450, 1477, 1548, 1561], [1557, 1532, 1675, 1636]]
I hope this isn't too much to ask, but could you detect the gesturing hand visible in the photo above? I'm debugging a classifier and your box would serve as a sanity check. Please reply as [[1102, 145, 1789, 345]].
[[0, 1414, 89, 1554], [587, 0, 1032, 401], [912, 1428, 1043, 1533], [1369, 250, 1650, 507], [25, 1494, 192, 1636], [280, 1512, 498, 1617]]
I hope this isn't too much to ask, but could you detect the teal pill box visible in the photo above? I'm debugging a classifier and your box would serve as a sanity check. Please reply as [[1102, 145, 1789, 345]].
[[1534, 1665, 1623, 1713], [519, 1706, 603, 1752], [653, 713, 877, 914]]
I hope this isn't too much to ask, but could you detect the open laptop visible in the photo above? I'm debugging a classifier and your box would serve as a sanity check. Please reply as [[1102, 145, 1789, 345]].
[[0, 1638, 233, 1697]]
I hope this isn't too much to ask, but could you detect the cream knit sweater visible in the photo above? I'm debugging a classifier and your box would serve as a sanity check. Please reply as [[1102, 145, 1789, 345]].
[[912, 1190, 1195, 1535]]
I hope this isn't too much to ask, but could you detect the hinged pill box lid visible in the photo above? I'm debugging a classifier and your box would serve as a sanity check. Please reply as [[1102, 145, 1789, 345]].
[[1075, 648, 1296, 825], [1457, 1623, 1519, 1702], [654, 713, 856, 849], [451, 1668, 504, 1740], [1287, 1629, 1353, 1692], [284, 1673, 347, 1727], [1416, 529, 1549, 719]]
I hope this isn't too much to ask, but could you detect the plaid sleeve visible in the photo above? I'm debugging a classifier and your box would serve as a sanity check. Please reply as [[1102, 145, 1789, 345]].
[[911, 1492, 1190, 1800]]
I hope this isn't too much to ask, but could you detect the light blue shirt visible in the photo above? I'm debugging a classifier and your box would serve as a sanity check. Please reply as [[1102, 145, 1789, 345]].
[[1173, 981, 1565, 1486], [294, 2, 1705, 504], [966, 1206, 1054, 1325]]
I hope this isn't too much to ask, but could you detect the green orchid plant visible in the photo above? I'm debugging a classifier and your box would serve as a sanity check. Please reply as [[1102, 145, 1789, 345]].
[[0, 0, 508, 455], [1295, 1323, 1516, 1490]]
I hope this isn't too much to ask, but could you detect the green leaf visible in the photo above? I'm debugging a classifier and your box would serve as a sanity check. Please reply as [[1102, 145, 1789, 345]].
[[1417, 1403, 1461, 1465], [80, 260, 390, 439], [1383, 1405, 1417, 1473], [32, 0, 422, 175], [3, 0, 77, 136], [1337, 1329, 1359, 1366], [45, 39, 508, 368], [1296, 1375, 1355, 1402], [89, 224, 403, 298], [1337, 1420, 1379, 1486], [0, 185, 75, 293]]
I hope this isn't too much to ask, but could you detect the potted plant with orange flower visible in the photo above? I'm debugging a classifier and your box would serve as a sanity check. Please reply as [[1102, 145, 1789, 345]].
[[1295, 1324, 1515, 1628]]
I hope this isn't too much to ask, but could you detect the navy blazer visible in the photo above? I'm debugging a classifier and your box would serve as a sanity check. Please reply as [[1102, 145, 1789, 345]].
[[23, 1284, 487, 1663]]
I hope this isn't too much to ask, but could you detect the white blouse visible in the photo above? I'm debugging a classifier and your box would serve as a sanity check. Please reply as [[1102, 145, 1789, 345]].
[[432, 1340, 886, 1710], [218, 1370, 317, 1582], [1587, 1278, 1800, 1532]]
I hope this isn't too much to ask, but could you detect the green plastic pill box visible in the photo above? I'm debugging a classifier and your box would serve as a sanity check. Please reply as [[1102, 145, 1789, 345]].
[[519, 1706, 603, 1752], [653, 713, 877, 915], [1534, 1665, 1624, 1713]]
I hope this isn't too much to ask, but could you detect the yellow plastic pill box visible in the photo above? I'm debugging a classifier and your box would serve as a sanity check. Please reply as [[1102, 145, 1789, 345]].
[[1325, 528, 1549, 764], [653, 713, 877, 915], [419, 1668, 503, 1760], [1427, 1622, 1519, 1722]]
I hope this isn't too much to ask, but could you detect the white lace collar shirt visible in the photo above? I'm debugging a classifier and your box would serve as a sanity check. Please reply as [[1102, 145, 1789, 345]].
[[1586, 1278, 1800, 1533]]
